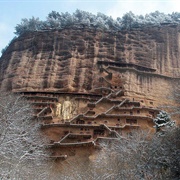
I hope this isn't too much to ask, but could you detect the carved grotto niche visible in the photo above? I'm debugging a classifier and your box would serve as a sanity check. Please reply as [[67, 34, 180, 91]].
[[54, 96, 77, 121]]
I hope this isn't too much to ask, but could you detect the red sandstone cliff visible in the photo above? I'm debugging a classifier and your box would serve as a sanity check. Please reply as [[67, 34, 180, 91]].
[[0, 24, 180, 107]]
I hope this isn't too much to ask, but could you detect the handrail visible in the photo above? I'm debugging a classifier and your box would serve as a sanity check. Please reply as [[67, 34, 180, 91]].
[[115, 90, 123, 96], [37, 107, 48, 117], [105, 99, 128, 114], [56, 141, 94, 146], [69, 114, 83, 123], [106, 89, 123, 99], [108, 66, 180, 79], [103, 124, 121, 138], [106, 92, 113, 98], [58, 133, 71, 143], [95, 137, 117, 140], [95, 97, 105, 104], [117, 99, 128, 108], [69, 111, 154, 122], [103, 124, 112, 132], [116, 106, 160, 111], [100, 76, 111, 85], [98, 60, 156, 72], [89, 96, 123, 106], [100, 66, 112, 75], [108, 124, 140, 128], [23, 95, 58, 101], [58, 133, 92, 144], [105, 105, 116, 114], [83, 110, 95, 116], [92, 87, 114, 92], [112, 130, 121, 138]]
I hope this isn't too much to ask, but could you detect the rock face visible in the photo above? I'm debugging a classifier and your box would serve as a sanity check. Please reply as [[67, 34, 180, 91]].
[[0, 24, 180, 107], [0, 24, 180, 161]]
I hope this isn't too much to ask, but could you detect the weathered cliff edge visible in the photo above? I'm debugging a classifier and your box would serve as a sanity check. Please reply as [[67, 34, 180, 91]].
[[0, 24, 180, 108]]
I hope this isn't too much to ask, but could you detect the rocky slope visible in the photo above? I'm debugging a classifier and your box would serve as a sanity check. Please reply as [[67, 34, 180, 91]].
[[0, 24, 180, 107]]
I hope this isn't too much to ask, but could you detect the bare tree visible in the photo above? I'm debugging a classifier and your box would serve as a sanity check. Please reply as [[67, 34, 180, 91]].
[[89, 128, 180, 180], [45, 127, 179, 180], [0, 92, 51, 179], [151, 127, 180, 179]]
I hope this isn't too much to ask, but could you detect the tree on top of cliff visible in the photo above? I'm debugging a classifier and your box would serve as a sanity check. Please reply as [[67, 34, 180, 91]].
[[15, 17, 43, 35], [14, 10, 180, 36]]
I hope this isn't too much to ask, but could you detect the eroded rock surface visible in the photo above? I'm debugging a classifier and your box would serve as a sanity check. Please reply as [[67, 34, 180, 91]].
[[1, 24, 180, 163], [0, 25, 180, 107]]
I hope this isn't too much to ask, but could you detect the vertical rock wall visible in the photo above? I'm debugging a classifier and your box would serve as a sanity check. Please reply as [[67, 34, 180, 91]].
[[0, 25, 180, 107]]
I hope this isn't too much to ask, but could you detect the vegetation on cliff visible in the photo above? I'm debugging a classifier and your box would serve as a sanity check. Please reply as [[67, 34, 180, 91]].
[[1, 10, 180, 55], [14, 10, 180, 36]]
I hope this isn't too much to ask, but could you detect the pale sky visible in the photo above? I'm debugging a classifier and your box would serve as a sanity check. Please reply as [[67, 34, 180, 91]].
[[0, 0, 180, 56]]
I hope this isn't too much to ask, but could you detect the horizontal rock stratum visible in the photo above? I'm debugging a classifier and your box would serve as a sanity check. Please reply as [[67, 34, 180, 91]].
[[0, 24, 180, 108]]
